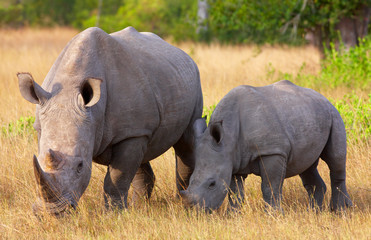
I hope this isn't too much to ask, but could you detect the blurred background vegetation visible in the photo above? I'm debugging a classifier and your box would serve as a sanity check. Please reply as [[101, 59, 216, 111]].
[[0, 0, 369, 92], [0, 0, 370, 46]]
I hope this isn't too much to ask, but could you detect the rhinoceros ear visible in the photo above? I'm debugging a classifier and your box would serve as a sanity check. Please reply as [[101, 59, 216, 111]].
[[18, 72, 51, 104], [209, 121, 224, 145], [80, 78, 102, 107], [193, 118, 207, 138]]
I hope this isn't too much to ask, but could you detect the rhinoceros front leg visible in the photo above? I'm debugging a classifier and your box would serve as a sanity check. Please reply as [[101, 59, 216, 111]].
[[103, 137, 148, 209], [228, 174, 247, 210], [259, 155, 287, 212]]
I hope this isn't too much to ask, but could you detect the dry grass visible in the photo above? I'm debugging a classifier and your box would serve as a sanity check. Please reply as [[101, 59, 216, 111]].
[[177, 42, 321, 107], [0, 28, 370, 239]]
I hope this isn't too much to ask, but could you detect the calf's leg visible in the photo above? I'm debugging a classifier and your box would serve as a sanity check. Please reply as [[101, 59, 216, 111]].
[[299, 159, 327, 210]]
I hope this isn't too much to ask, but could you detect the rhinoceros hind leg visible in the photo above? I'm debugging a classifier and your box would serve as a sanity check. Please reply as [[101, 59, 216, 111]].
[[131, 162, 155, 204], [174, 140, 195, 193], [320, 114, 353, 211], [228, 174, 247, 210], [174, 120, 202, 193], [328, 169, 353, 211], [299, 159, 327, 210], [174, 95, 203, 194]]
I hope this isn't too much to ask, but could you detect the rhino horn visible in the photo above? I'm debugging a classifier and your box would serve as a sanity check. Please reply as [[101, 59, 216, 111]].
[[33, 155, 48, 186], [33, 155, 57, 200]]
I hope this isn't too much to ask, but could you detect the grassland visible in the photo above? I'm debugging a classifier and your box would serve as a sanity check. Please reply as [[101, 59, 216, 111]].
[[0, 28, 370, 239]]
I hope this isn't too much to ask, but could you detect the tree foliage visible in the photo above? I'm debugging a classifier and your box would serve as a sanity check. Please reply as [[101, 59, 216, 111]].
[[0, 0, 369, 44], [206, 0, 300, 43]]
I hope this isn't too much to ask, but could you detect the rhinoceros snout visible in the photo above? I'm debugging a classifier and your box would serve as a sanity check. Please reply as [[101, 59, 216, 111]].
[[179, 190, 191, 206], [179, 190, 187, 200], [180, 190, 199, 207], [32, 197, 78, 217]]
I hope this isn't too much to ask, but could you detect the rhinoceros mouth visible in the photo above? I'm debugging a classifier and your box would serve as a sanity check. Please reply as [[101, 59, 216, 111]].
[[32, 154, 80, 216], [32, 195, 77, 216]]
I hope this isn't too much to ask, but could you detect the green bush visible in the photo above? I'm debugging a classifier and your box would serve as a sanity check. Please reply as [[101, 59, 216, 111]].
[[333, 94, 371, 143], [202, 104, 217, 124], [279, 37, 370, 92], [2, 116, 35, 138], [319, 38, 371, 90], [0, 4, 23, 27], [207, 0, 300, 44]]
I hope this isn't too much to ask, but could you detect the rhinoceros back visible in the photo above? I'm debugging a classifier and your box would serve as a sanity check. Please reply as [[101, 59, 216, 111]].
[[108, 27, 202, 160], [211, 80, 337, 177]]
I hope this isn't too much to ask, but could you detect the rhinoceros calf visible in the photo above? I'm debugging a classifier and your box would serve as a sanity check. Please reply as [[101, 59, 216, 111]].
[[181, 80, 353, 212], [18, 27, 203, 215]]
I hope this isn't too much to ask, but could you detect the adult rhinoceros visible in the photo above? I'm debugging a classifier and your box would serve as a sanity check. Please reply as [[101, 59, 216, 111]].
[[181, 80, 352, 212], [18, 27, 203, 215]]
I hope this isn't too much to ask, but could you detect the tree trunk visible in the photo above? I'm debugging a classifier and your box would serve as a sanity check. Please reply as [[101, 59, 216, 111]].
[[336, 5, 371, 49], [197, 0, 209, 35]]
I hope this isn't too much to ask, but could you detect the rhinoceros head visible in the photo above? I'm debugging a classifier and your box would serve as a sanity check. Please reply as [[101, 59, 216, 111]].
[[180, 119, 233, 211], [18, 72, 103, 216]]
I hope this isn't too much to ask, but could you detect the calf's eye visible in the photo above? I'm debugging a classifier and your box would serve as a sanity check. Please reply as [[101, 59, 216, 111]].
[[77, 162, 83, 173], [208, 180, 216, 190]]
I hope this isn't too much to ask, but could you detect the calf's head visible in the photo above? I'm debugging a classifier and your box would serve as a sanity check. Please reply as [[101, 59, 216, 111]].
[[180, 119, 233, 211], [18, 73, 103, 216]]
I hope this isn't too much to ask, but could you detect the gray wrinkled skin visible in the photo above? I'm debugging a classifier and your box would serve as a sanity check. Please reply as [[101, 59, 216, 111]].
[[181, 80, 353, 212], [18, 27, 203, 215]]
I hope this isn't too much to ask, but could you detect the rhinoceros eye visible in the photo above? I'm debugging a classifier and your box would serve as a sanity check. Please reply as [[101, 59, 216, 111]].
[[208, 180, 216, 190], [77, 162, 83, 174]]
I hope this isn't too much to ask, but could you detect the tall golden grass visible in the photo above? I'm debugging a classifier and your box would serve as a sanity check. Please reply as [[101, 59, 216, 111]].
[[0, 28, 370, 239]]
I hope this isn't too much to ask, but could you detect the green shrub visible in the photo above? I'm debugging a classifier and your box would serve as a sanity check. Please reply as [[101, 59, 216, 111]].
[[2, 116, 35, 138], [0, 4, 23, 27], [278, 37, 370, 92], [332, 94, 371, 143], [207, 0, 300, 44], [202, 104, 217, 124], [316, 38, 370, 90]]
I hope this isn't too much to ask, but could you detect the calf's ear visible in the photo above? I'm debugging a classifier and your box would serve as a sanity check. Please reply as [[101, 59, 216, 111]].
[[18, 72, 51, 104], [193, 118, 207, 138], [209, 121, 224, 145]]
